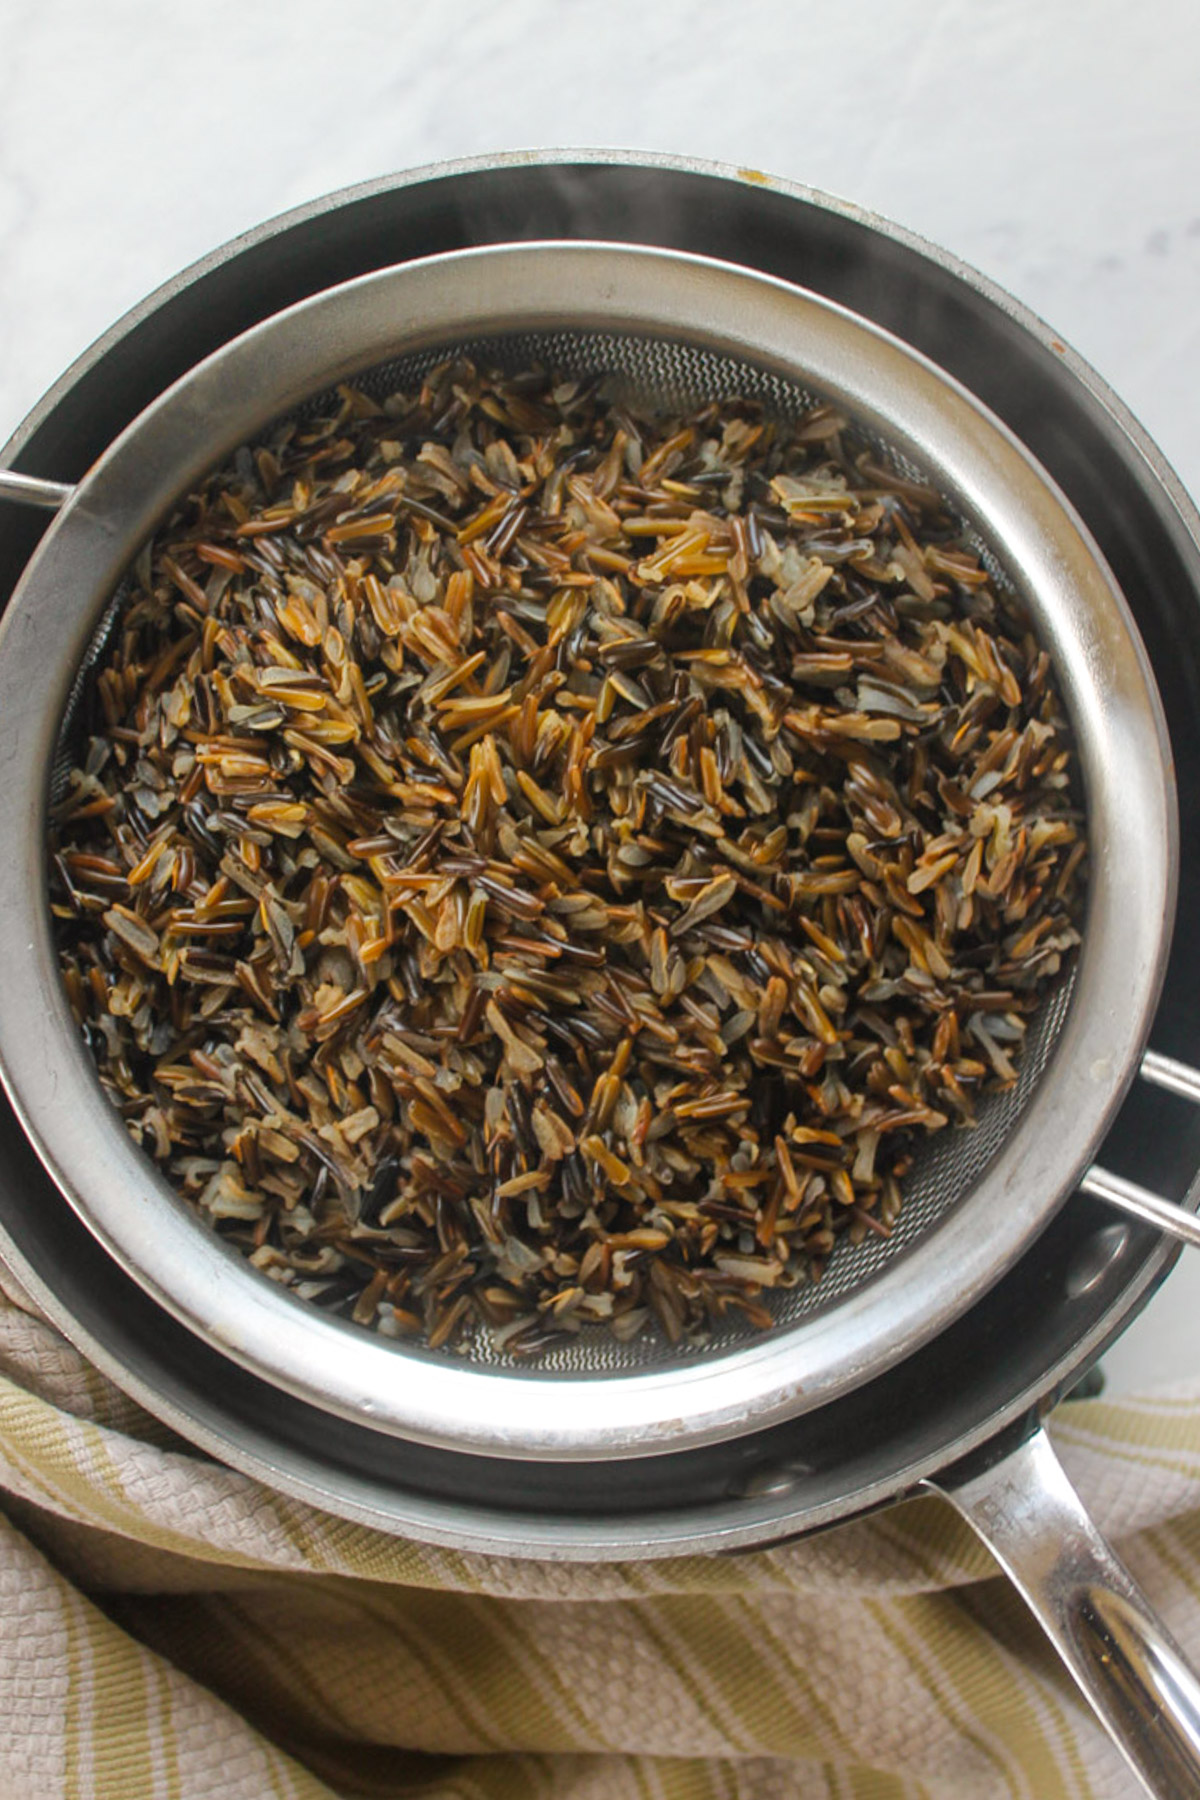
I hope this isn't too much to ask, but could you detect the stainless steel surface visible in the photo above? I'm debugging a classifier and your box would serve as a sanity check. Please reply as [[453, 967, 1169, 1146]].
[[1080, 1167, 1200, 1249], [1076, 1048, 1200, 1248], [1141, 1048, 1200, 1107], [7, 161, 1200, 1772], [3, 149, 1199, 1797], [0, 146, 1197, 1534], [5, 169, 1200, 1795], [0, 470, 73, 510], [939, 1428, 1200, 1800], [1073, 1048, 1200, 1246], [0, 239, 1176, 1461]]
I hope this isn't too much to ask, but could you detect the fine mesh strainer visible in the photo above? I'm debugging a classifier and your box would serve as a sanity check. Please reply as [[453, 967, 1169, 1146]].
[[46, 324, 1080, 1377], [0, 242, 1184, 1457]]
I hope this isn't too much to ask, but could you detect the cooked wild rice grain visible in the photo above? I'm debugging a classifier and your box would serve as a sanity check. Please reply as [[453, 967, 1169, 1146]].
[[50, 363, 1085, 1352]]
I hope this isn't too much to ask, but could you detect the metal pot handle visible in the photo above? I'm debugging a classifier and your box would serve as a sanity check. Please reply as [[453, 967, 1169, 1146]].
[[933, 1425, 1200, 1798]]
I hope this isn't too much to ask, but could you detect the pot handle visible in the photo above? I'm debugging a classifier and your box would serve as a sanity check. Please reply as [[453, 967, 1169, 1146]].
[[0, 471, 73, 511], [933, 1425, 1200, 1799]]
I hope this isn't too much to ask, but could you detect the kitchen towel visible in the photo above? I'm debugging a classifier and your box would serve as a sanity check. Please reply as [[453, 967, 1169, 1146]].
[[0, 1260, 1197, 1800]]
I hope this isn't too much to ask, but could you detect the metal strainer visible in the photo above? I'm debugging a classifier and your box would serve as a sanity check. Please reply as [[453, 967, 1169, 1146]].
[[0, 243, 1179, 1456]]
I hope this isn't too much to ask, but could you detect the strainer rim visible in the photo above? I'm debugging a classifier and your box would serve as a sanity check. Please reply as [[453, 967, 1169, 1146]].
[[0, 241, 1175, 1458]]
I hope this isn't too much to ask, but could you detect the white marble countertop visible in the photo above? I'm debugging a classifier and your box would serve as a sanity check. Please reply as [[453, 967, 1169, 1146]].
[[2, 0, 1197, 1392]]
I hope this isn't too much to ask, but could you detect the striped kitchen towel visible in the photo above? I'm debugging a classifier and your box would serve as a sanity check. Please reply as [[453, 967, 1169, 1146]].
[[0, 1261, 1196, 1800]]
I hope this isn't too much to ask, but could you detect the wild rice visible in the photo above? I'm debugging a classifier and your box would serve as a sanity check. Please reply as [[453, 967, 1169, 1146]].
[[50, 362, 1085, 1352]]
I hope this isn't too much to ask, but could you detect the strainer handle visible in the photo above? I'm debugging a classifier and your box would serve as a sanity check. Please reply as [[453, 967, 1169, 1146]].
[[1080, 1166, 1200, 1248], [1140, 1049, 1200, 1107], [934, 1425, 1200, 1800], [1076, 1048, 1200, 1249], [0, 471, 73, 511]]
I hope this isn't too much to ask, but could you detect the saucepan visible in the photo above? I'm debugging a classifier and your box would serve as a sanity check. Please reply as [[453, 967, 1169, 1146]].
[[1, 155, 1200, 1796]]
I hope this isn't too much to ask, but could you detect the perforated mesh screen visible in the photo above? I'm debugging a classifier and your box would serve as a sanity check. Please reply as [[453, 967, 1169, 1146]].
[[54, 327, 1079, 1378]]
